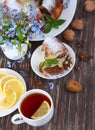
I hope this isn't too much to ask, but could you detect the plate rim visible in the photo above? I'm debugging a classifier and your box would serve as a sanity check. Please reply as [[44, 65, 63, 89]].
[[31, 43, 76, 79], [0, 68, 26, 117]]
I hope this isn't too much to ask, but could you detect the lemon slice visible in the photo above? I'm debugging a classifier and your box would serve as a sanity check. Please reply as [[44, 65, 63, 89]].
[[0, 90, 16, 109], [0, 74, 17, 94], [0, 72, 8, 94], [0, 72, 8, 79], [31, 101, 50, 120], [3, 78, 25, 101]]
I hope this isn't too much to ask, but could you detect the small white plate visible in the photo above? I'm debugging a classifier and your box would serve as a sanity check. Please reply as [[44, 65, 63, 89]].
[[31, 43, 76, 79], [0, 68, 26, 117]]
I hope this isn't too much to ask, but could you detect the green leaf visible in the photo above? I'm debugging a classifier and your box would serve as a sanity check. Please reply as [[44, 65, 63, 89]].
[[40, 61, 46, 68], [44, 15, 65, 33], [44, 15, 54, 23], [17, 27, 24, 42], [28, 42, 32, 48], [41, 58, 59, 68], [3, 19, 11, 31], [46, 58, 58, 66], [18, 43, 22, 52], [52, 19, 65, 29], [54, 19, 65, 25], [52, 24, 59, 29], [12, 39, 17, 45], [44, 23, 52, 33], [0, 41, 2, 45]]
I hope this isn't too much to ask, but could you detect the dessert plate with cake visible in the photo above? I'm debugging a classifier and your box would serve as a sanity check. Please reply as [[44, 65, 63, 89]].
[[2, 0, 77, 41], [31, 37, 76, 79]]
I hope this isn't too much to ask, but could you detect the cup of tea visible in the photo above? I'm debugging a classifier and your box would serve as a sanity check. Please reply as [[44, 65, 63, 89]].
[[11, 89, 54, 127]]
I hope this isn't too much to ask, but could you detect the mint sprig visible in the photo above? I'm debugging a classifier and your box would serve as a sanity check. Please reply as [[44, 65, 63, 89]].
[[44, 15, 65, 33], [41, 58, 59, 68]]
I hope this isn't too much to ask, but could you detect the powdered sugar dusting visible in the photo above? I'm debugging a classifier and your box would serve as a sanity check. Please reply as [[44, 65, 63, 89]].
[[43, 37, 66, 53], [42, 0, 56, 11], [6, 0, 22, 11], [6, 0, 38, 11]]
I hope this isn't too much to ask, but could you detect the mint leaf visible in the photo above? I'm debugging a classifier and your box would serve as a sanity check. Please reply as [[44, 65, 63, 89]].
[[52, 19, 65, 29], [41, 58, 59, 68], [40, 61, 46, 68], [45, 23, 52, 33], [54, 19, 65, 25], [44, 15, 54, 23], [44, 15, 65, 33], [46, 58, 58, 66]]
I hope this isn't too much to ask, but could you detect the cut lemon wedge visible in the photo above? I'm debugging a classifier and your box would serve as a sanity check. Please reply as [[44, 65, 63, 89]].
[[0, 90, 16, 109], [0, 74, 17, 94], [31, 101, 50, 120], [3, 79, 25, 101]]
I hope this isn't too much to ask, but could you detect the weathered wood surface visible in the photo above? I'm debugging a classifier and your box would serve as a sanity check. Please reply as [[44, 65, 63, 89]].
[[0, 0, 95, 130]]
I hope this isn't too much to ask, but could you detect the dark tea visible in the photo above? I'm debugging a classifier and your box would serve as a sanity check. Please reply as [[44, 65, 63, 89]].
[[20, 93, 51, 119]]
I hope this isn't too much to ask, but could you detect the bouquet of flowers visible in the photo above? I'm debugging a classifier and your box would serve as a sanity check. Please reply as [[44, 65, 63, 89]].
[[0, 3, 44, 52]]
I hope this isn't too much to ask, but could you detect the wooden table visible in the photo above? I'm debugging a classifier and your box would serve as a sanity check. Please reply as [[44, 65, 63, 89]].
[[0, 0, 95, 130]]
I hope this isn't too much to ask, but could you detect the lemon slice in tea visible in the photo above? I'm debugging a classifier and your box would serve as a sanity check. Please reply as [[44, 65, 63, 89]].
[[31, 101, 50, 120], [0, 90, 16, 109]]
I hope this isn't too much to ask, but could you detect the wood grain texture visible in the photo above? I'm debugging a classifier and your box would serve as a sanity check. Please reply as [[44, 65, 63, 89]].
[[0, 0, 95, 130]]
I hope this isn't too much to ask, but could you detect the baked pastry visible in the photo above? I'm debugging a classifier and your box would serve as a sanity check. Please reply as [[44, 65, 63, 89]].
[[39, 37, 73, 76], [39, 0, 64, 19], [5, 0, 63, 20], [18, 0, 64, 19]]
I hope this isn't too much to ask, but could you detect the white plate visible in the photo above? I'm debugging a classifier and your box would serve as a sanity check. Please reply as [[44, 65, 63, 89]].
[[31, 43, 76, 79], [0, 68, 26, 117], [1, 0, 77, 41], [31, 0, 77, 41]]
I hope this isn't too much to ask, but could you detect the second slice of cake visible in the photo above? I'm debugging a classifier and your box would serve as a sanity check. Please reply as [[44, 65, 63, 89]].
[[39, 37, 73, 76]]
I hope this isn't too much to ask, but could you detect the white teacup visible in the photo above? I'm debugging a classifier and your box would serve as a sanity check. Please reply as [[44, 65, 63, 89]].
[[11, 89, 54, 127]]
